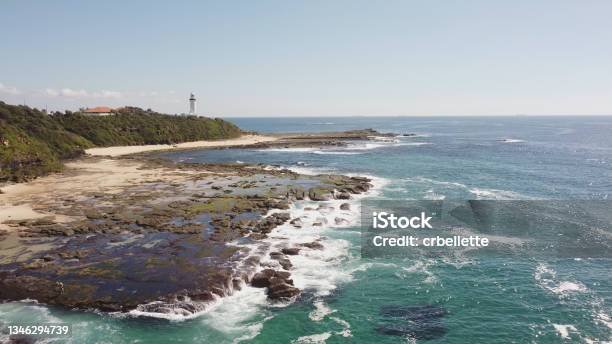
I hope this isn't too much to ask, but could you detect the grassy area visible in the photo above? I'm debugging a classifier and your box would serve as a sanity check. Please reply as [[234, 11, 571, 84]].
[[0, 102, 243, 182]]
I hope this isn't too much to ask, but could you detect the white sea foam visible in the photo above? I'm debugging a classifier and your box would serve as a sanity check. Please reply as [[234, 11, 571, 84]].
[[551, 281, 588, 294], [552, 324, 577, 339], [500, 138, 526, 143], [423, 189, 446, 200], [404, 176, 535, 199], [309, 300, 336, 321], [469, 187, 532, 200], [347, 141, 429, 151], [292, 332, 332, 344], [534, 263, 588, 297], [200, 287, 271, 342], [258, 147, 362, 155], [350, 262, 398, 273], [404, 176, 468, 189], [258, 139, 428, 156], [400, 260, 438, 284], [596, 312, 612, 329], [330, 316, 353, 337]]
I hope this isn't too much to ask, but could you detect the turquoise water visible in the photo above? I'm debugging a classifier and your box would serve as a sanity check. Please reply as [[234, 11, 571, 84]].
[[1, 116, 611, 343]]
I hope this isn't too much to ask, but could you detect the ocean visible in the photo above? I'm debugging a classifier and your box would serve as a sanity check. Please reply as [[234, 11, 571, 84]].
[[1, 116, 611, 343]]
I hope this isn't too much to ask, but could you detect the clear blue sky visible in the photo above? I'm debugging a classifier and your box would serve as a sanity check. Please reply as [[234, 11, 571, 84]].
[[1, 0, 611, 116]]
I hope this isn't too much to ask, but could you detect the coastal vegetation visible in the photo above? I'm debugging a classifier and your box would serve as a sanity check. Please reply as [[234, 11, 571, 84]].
[[54, 107, 242, 146], [0, 102, 242, 182]]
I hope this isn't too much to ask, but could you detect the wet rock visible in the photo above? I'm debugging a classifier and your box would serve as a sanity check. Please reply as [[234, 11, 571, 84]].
[[281, 247, 301, 255], [289, 218, 303, 228], [257, 212, 291, 234], [335, 192, 351, 200], [42, 254, 56, 261], [84, 210, 104, 220], [316, 205, 334, 213], [269, 252, 293, 270], [23, 259, 47, 269], [249, 268, 299, 299], [286, 186, 305, 200], [340, 203, 351, 210], [299, 241, 324, 250], [335, 217, 349, 226], [267, 281, 300, 300], [313, 217, 327, 226], [190, 290, 215, 302], [29, 217, 57, 226], [251, 269, 291, 288], [58, 249, 90, 260], [308, 187, 333, 201]]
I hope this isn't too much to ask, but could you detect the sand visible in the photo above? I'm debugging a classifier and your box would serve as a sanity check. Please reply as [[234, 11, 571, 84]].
[[85, 134, 277, 157], [0, 158, 193, 231]]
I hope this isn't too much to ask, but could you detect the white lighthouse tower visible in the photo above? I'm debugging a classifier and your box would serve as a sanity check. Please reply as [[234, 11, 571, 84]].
[[189, 93, 196, 115]]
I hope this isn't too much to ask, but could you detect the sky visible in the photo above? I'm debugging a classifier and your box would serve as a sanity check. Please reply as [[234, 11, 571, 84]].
[[1, 0, 611, 117]]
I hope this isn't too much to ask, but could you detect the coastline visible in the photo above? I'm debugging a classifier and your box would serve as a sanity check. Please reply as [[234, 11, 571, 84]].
[[0, 130, 382, 316], [84, 134, 278, 157]]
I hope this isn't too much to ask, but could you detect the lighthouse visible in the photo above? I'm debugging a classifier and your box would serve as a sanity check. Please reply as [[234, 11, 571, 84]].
[[189, 93, 196, 115]]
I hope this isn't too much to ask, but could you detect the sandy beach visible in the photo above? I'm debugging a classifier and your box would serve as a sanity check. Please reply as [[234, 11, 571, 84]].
[[85, 134, 278, 157], [0, 158, 193, 230]]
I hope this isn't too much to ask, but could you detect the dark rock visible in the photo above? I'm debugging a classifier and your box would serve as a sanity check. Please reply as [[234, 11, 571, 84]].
[[340, 203, 350, 210], [269, 252, 293, 270], [256, 212, 291, 233], [287, 186, 305, 200], [42, 254, 56, 261], [299, 241, 324, 250], [335, 217, 349, 225], [308, 187, 333, 201], [289, 218, 303, 228], [23, 259, 46, 269], [267, 282, 300, 300], [251, 269, 291, 288], [335, 192, 351, 200], [84, 210, 104, 220], [281, 247, 301, 255]]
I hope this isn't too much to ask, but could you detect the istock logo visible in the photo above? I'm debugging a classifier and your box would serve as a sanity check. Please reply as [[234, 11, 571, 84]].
[[372, 211, 433, 229]]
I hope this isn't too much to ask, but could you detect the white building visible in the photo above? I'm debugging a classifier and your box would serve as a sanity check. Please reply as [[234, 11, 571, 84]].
[[189, 93, 196, 115]]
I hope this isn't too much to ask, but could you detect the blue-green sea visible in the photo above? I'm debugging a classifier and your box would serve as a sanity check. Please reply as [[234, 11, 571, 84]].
[[1, 116, 611, 343]]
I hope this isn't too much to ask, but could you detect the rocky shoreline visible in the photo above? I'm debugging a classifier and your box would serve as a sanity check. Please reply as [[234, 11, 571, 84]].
[[0, 130, 385, 315]]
